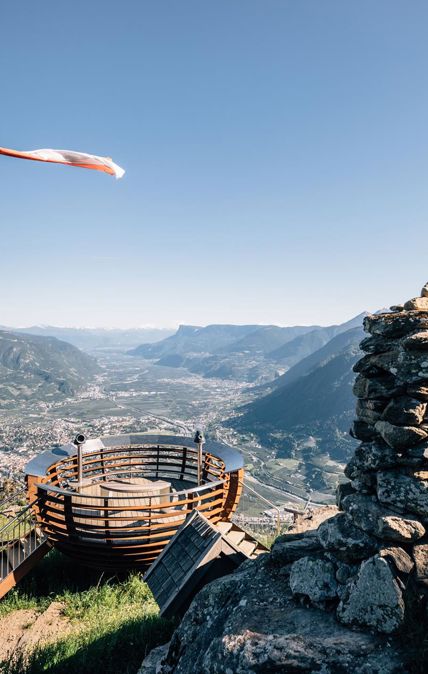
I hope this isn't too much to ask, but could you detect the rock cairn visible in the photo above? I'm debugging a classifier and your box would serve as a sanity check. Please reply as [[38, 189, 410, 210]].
[[141, 290, 428, 674], [285, 284, 428, 634]]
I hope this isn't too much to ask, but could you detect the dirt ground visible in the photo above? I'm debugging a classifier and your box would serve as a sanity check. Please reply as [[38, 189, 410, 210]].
[[0, 602, 73, 662], [289, 505, 339, 534]]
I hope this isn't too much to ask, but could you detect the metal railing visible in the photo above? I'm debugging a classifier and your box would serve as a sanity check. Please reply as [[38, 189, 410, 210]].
[[232, 477, 312, 542], [0, 494, 46, 583]]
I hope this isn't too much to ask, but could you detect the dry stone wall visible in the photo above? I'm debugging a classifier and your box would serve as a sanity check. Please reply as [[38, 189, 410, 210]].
[[286, 284, 428, 634], [140, 287, 428, 673]]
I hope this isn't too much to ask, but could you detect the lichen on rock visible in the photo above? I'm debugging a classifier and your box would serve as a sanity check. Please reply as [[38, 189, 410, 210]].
[[289, 556, 338, 603], [336, 556, 405, 633]]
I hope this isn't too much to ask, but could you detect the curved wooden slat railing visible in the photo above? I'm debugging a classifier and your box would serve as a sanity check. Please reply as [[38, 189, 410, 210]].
[[25, 435, 244, 571]]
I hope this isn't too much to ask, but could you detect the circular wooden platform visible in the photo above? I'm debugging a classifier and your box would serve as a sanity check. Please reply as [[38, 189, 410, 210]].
[[25, 434, 244, 571]]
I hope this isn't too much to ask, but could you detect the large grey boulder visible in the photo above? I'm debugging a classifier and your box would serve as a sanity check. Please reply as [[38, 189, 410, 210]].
[[364, 312, 428, 338], [404, 297, 428, 312], [377, 470, 428, 516], [353, 351, 399, 378], [353, 374, 404, 400], [270, 532, 322, 565], [395, 350, 428, 384], [374, 420, 428, 450], [403, 330, 428, 351], [317, 513, 379, 561], [360, 334, 397, 354], [289, 556, 337, 603], [341, 492, 425, 542], [337, 555, 405, 634], [152, 553, 406, 674]]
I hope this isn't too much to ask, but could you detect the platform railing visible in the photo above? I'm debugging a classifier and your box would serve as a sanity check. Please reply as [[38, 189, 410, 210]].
[[34, 477, 230, 569], [232, 477, 311, 545], [26, 440, 243, 570], [46, 445, 226, 489], [0, 493, 47, 590]]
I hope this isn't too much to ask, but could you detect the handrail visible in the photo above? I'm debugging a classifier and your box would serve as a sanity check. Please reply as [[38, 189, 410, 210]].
[[0, 497, 40, 538], [0, 496, 47, 583], [237, 478, 307, 537], [35, 477, 226, 500], [25, 434, 244, 479], [0, 488, 27, 511]]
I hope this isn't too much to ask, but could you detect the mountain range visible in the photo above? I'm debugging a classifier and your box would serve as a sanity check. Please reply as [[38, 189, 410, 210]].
[[1, 326, 175, 351], [0, 314, 369, 495], [0, 329, 100, 406], [129, 313, 367, 384], [234, 326, 363, 456], [227, 323, 365, 495], [129, 314, 367, 475]]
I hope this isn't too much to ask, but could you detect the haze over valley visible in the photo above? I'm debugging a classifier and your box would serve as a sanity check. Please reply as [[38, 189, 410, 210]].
[[0, 312, 368, 508]]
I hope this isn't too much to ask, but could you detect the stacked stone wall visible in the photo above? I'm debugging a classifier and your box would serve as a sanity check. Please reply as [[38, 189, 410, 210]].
[[285, 285, 428, 633]]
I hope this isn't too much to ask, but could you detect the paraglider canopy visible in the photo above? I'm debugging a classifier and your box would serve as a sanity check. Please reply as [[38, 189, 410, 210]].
[[0, 145, 125, 179]]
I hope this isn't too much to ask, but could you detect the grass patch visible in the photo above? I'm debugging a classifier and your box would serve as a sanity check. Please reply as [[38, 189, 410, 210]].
[[256, 525, 289, 550], [0, 550, 175, 674]]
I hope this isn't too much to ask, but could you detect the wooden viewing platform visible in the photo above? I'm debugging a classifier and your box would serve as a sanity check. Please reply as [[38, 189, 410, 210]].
[[23, 434, 244, 571]]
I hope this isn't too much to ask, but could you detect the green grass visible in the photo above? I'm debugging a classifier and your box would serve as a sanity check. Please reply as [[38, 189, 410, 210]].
[[256, 525, 289, 550], [0, 550, 175, 674]]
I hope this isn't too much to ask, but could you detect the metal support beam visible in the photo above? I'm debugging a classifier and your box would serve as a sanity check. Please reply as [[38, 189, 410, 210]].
[[194, 430, 205, 486], [73, 433, 90, 492]]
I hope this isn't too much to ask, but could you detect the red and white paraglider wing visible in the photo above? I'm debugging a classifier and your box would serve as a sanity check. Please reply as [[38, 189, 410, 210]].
[[0, 146, 125, 179]]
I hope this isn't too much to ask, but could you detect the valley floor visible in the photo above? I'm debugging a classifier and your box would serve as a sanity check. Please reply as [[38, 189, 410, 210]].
[[0, 350, 341, 512]]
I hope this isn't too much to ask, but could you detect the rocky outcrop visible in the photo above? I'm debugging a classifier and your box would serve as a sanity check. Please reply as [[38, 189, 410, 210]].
[[336, 555, 405, 632], [147, 549, 406, 674], [140, 509, 408, 673], [141, 285, 428, 672]]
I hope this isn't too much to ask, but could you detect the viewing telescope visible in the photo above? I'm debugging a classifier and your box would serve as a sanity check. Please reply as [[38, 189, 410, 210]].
[[73, 433, 87, 489]]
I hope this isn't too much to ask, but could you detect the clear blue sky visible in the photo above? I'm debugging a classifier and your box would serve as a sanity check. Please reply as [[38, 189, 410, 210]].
[[1, 1, 428, 328]]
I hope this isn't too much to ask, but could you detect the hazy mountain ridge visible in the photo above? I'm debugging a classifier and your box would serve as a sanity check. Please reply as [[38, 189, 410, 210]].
[[2, 326, 175, 351], [270, 326, 364, 389], [129, 324, 262, 359], [130, 315, 367, 384], [268, 313, 367, 365], [231, 329, 363, 462], [216, 324, 320, 355], [0, 330, 100, 405], [237, 343, 360, 432]]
